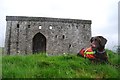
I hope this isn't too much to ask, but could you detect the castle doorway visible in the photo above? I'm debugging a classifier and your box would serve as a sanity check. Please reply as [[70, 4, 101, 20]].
[[32, 32, 46, 53]]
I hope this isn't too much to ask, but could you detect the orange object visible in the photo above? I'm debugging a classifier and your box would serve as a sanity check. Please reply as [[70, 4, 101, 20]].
[[79, 47, 96, 59]]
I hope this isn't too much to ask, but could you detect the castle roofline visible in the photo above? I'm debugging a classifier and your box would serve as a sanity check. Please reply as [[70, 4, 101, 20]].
[[6, 16, 92, 24]]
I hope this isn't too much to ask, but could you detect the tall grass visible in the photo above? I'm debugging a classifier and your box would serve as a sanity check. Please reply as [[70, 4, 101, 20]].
[[2, 50, 120, 78]]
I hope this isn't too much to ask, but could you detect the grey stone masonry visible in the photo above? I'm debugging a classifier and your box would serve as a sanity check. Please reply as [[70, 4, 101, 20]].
[[4, 16, 92, 55]]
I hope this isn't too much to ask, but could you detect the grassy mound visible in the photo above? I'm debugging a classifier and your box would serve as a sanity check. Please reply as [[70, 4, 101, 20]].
[[2, 50, 120, 78]]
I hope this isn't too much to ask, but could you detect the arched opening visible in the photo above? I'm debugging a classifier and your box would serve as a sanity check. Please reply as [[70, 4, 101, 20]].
[[32, 32, 46, 53]]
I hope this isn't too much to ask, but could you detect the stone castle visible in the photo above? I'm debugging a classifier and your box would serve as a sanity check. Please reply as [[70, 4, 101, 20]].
[[4, 16, 92, 55]]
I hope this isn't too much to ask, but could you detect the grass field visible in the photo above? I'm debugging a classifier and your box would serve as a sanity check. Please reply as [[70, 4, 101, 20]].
[[0, 47, 2, 79], [2, 49, 120, 78]]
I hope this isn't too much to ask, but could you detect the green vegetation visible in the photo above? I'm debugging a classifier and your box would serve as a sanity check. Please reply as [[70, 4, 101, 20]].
[[2, 50, 120, 78], [0, 47, 2, 78], [0, 47, 2, 55]]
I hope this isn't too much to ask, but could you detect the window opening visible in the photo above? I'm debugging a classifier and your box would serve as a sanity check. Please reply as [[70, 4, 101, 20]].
[[28, 25, 30, 28], [49, 25, 52, 29], [17, 24, 19, 28], [39, 25, 42, 29]]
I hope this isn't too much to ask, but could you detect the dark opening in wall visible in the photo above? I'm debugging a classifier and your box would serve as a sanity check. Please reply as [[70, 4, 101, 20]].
[[69, 44, 71, 48], [83, 24, 85, 28], [17, 24, 19, 28], [69, 25, 71, 27], [62, 35, 65, 39], [55, 35, 58, 38], [16, 24, 19, 53], [28, 25, 30, 28], [76, 25, 78, 29], [32, 32, 46, 53]]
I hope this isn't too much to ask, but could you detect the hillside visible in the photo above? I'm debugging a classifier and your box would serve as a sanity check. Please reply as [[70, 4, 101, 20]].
[[2, 50, 120, 78]]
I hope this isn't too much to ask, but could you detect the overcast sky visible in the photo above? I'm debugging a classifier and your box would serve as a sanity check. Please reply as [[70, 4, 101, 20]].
[[0, 0, 119, 50]]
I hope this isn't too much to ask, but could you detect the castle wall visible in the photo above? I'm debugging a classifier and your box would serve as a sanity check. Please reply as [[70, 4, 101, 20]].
[[4, 16, 92, 55]]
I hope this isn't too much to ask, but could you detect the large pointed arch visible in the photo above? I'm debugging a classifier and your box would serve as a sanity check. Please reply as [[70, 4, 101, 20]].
[[32, 32, 46, 53]]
